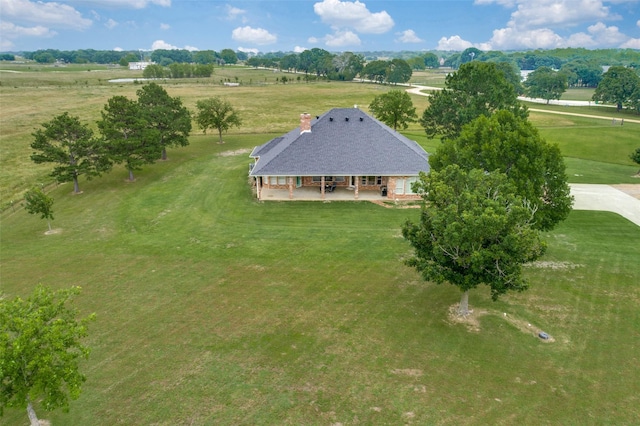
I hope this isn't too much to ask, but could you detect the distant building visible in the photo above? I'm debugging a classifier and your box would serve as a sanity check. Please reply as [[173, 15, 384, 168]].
[[129, 62, 152, 70]]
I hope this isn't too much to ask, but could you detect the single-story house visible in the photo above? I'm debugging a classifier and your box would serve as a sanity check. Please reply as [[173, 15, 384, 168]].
[[128, 61, 152, 70], [248, 107, 430, 201]]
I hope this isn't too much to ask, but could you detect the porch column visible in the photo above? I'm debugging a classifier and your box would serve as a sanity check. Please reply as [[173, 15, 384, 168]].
[[288, 177, 294, 200], [256, 177, 262, 200], [354, 176, 359, 200], [321, 176, 326, 200]]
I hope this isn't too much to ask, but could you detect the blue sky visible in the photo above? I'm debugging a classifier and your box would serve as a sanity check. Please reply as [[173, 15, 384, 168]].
[[1, 0, 639, 53]]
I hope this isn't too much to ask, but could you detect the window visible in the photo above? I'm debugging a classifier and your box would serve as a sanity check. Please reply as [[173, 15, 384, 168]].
[[395, 177, 418, 194], [361, 176, 382, 186], [269, 176, 288, 185]]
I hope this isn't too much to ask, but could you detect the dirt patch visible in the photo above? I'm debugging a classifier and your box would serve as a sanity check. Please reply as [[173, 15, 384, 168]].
[[526, 261, 583, 270], [390, 368, 423, 377], [446, 304, 555, 342], [218, 148, 251, 157], [446, 304, 485, 332], [44, 228, 62, 235], [612, 184, 640, 200], [368, 199, 420, 209]]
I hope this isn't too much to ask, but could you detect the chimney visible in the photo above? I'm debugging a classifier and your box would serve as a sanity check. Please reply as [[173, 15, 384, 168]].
[[300, 113, 311, 134]]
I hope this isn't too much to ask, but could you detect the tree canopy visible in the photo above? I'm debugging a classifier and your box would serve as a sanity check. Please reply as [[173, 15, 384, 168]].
[[560, 59, 603, 87], [592, 66, 640, 111], [0, 285, 95, 426], [195, 97, 242, 144], [429, 110, 573, 231], [31, 112, 111, 194], [368, 89, 417, 131], [136, 83, 192, 160], [386, 59, 412, 84], [631, 147, 640, 175], [419, 61, 528, 140], [98, 96, 160, 181], [402, 165, 546, 315], [24, 186, 54, 232], [524, 66, 568, 103]]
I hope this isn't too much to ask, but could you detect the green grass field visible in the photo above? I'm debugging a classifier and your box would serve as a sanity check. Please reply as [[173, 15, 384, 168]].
[[1, 65, 639, 425]]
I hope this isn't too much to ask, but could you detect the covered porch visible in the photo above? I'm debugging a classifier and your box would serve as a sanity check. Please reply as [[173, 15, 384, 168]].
[[256, 185, 389, 201]]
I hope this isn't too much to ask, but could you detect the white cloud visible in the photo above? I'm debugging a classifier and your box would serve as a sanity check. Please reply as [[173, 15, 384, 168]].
[[308, 36, 319, 44], [325, 30, 361, 47], [313, 0, 394, 34], [0, 21, 56, 38], [231, 26, 277, 45], [225, 4, 247, 21], [489, 27, 565, 49], [436, 35, 474, 50], [0, 39, 14, 51], [105, 18, 118, 29], [0, 0, 92, 30], [620, 38, 640, 48], [507, 0, 613, 30], [476, 0, 615, 30], [294, 46, 308, 53], [113, 47, 123, 51], [396, 29, 423, 43], [149, 40, 198, 51], [637, 19, 640, 28], [470, 0, 634, 50], [80, 0, 171, 9], [151, 39, 177, 50], [238, 46, 259, 55], [160, 23, 170, 30]]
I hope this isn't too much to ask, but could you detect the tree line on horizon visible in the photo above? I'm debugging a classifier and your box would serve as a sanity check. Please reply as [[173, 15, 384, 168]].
[[5, 46, 638, 73]]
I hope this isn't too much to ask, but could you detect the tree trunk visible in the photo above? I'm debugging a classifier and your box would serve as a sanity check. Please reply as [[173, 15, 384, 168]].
[[458, 290, 469, 316], [46, 219, 52, 232], [128, 168, 135, 182], [218, 129, 224, 144], [26, 401, 40, 426], [161, 147, 168, 161], [73, 175, 80, 193]]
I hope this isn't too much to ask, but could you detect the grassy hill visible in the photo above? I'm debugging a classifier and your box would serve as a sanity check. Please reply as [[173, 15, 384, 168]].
[[1, 66, 639, 424]]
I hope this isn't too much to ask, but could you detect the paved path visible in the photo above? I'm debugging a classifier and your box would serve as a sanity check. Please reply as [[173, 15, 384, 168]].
[[571, 184, 640, 226], [527, 108, 640, 124]]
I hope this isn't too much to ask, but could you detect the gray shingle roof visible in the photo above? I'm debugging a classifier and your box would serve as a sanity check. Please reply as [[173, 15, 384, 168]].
[[249, 107, 430, 177]]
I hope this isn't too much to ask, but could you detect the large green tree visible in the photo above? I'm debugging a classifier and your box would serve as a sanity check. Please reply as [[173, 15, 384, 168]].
[[98, 96, 159, 181], [386, 58, 412, 84], [0, 285, 95, 426], [330, 51, 364, 81], [219, 48, 238, 65], [560, 59, 603, 87], [195, 97, 242, 144], [422, 52, 440, 69], [369, 89, 417, 131], [362, 60, 389, 84], [420, 61, 528, 140], [136, 83, 192, 160], [24, 186, 54, 232], [524, 66, 568, 103], [592, 66, 640, 111], [631, 147, 640, 175], [402, 165, 546, 316], [429, 110, 573, 231], [31, 112, 111, 194]]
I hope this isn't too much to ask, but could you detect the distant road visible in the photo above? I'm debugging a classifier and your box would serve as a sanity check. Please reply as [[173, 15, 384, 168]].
[[405, 84, 640, 124]]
